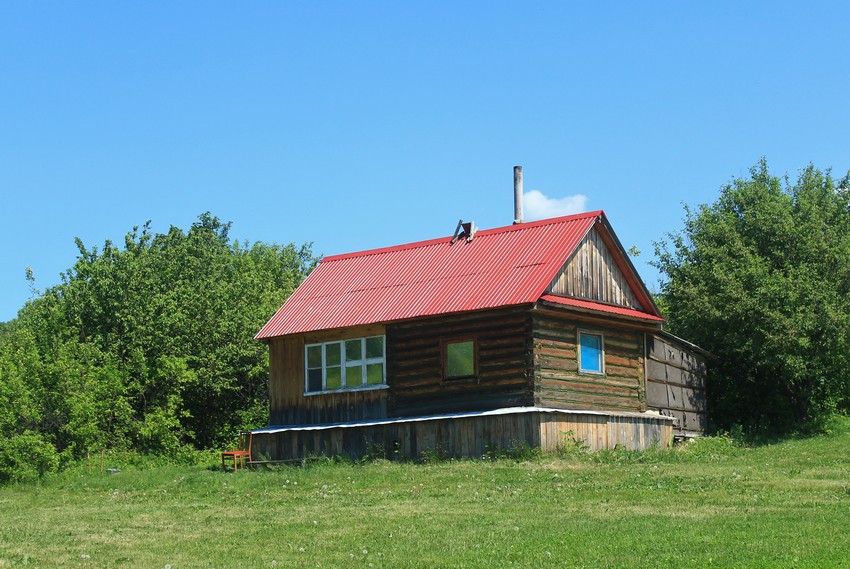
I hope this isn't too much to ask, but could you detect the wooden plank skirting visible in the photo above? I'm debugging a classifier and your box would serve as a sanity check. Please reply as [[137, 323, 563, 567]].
[[250, 407, 674, 462]]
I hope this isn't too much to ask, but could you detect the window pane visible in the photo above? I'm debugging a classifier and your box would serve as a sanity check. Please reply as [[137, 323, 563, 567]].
[[307, 368, 323, 392], [325, 342, 341, 366], [447, 341, 474, 377], [366, 363, 384, 385], [307, 345, 322, 369], [580, 334, 603, 373], [366, 336, 384, 359], [346, 365, 363, 387], [345, 339, 362, 362], [326, 366, 342, 389]]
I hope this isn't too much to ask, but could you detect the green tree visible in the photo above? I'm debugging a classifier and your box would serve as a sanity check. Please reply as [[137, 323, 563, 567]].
[[0, 213, 315, 469], [654, 160, 850, 432]]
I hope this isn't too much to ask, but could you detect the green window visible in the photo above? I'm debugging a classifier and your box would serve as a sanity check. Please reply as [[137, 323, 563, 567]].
[[443, 338, 477, 380], [304, 335, 386, 393]]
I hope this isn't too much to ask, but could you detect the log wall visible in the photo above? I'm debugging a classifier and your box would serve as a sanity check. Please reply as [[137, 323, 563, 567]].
[[388, 308, 535, 416], [645, 333, 707, 434], [533, 311, 646, 412]]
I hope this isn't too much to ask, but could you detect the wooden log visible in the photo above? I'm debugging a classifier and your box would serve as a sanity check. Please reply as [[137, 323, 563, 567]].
[[539, 378, 637, 398], [605, 364, 641, 379]]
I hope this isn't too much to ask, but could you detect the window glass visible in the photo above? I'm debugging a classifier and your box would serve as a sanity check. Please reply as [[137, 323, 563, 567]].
[[366, 363, 384, 385], [345, 339, 362, 362], [346, 365, 364, 387], [307, 345, 322, 369], [307, 368, 323, 392], [366, 336, 384, 359], [579, 333, 603, 374], [446, 340, 475, 378], [326, 367, 342, 389], [325, 342, 341, 366]]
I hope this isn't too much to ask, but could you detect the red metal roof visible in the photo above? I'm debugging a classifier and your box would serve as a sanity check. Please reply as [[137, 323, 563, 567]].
[[539, 294, 664, 322], [256, 210, 658, 339]]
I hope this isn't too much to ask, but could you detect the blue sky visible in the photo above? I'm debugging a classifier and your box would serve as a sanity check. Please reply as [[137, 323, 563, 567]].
[[2, 2, 849, 322]]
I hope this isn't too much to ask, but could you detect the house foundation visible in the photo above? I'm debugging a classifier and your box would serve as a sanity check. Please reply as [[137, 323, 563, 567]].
[[250, 407, 674, 462]]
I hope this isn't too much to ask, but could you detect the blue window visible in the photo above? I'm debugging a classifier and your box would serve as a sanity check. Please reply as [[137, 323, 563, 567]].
[[579, 332, 604, 374]]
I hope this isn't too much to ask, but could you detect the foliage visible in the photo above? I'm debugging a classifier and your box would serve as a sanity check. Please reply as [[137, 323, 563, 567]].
[[0, 213, 315, 473], [654, 160, 850, 432], [1, 419, 849, 566], [0, 431, 60, 483]]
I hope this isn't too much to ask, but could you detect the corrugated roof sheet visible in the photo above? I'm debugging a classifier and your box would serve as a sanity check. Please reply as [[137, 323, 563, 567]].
[[256, 210, 659, 339]]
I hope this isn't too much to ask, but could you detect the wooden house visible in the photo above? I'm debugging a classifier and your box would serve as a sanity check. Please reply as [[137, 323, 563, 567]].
[[251, 208, 707, 462]]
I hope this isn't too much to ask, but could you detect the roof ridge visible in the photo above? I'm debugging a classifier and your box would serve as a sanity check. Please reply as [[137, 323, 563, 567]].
[[324, 210, 604, 263]]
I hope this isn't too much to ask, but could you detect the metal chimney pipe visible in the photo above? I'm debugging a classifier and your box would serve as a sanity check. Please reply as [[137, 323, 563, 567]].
[[513, 165, 523, 224]]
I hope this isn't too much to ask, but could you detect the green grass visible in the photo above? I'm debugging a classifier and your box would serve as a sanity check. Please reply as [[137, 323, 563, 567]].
[[2, 419, 850, 568]]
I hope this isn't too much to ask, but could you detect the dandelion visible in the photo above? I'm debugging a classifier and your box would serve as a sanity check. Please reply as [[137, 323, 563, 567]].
[[362, 549, 368, 555], [80, 554, 91, 559], [299, 547, 305, 553]]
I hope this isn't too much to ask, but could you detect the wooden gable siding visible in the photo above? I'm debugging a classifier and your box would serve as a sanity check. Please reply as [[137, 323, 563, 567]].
[[532, 311, 646, 412], [646, 334, 707, 434], [387, 307, 535, 417], [547, 226, 642, 309], [268, 324, 388, 426]]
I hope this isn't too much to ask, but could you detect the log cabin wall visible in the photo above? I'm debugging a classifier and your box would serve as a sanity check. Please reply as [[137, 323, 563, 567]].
[[387, 307, 535, 417], [267, 324, 389, 425], [547, 226, 642, 310], [645, 334, 708, 434], [532, 310, 647, 412]]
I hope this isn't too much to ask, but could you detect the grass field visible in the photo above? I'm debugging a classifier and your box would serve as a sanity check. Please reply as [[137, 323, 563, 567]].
[[1, 419, 849, 568]]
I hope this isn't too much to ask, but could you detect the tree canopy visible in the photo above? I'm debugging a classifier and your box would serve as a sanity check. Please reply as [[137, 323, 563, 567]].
[[0, 213, 315, 481], [654, 160, 850, 433]]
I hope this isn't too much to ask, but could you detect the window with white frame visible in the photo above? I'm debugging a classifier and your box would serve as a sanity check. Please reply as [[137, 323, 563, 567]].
[[305, 335, 386, 393], [578, 331, 604, 374]]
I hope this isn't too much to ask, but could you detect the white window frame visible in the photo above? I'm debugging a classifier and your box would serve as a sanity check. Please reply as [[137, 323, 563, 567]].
[[578, 330, 605, 375], [304, 335, 387, 395]]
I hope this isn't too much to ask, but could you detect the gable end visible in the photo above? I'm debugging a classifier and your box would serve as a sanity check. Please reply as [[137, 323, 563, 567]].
[[546, 225, 643, 310]]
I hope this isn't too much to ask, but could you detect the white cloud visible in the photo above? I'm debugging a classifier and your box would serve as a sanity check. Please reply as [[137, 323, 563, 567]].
[[522, 190, 588, 221]]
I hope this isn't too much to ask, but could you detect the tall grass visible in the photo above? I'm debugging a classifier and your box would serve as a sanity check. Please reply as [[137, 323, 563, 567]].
[[1, 418, 849, 567]]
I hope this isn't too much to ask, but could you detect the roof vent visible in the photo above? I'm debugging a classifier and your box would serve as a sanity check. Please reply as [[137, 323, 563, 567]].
[[451, 219, 477, 243]]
